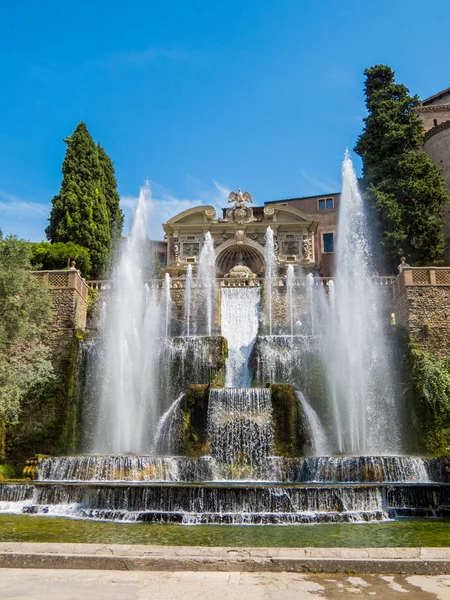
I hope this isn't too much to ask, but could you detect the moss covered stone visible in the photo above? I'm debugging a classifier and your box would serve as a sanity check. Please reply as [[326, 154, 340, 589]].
[[409, 344, 450, 457], [7, 332, 83, 471], [182, 384, 210, 456], [270, 384, 311, 457]]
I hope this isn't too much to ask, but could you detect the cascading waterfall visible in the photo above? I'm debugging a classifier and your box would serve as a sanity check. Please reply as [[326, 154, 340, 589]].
[[196, 232, 217, 335], [298, 456, 435, 483], [323, 152, 402, 454], [221, 287, 260, 387], [264, 227, 277, 335], [207, 388, 275, 469], [93, 182, 161, 455], [296, 392, 329, 456], [184, 264, 193, 336], [152, 394, 185, 455], [3, 154, 445, 527]]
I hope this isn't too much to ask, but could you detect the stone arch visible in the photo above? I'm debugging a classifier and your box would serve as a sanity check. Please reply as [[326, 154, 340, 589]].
[[215, 239, 265, 276]]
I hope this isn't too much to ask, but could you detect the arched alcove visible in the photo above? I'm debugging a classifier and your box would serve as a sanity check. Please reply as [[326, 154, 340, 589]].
[[216, 244, 264, 276]]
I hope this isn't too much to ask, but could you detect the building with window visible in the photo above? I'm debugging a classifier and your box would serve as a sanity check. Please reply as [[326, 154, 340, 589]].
[[161, 189, 342, 278], [264, 192, 340, 276]]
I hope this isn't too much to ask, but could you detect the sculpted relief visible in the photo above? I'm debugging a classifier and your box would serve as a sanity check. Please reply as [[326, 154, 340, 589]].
[[220, 189, 257, 224]]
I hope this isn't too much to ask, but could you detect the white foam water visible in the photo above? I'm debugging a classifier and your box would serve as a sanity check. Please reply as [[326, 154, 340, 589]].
[[221, 287, 260, 387]]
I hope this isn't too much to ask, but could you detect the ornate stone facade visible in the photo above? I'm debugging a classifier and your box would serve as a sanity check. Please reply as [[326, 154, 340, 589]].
[[162, 190, 319, 276]]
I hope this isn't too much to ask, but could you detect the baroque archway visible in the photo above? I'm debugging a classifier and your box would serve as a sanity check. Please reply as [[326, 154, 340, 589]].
[[216, 243, 264, 276]]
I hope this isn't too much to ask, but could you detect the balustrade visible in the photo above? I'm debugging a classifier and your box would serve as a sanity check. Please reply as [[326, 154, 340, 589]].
[[85, 275, 396, 290]]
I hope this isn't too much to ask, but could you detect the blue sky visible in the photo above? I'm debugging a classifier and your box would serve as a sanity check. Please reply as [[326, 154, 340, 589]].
[[1, 0, 449, 241]]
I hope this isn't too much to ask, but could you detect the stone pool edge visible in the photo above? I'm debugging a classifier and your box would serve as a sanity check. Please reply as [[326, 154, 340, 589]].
[[0, 543, 450, 574]]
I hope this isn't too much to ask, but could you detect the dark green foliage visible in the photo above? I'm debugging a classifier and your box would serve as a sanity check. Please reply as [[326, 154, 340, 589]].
[[97, 144, 124, 249], [270, 384, 311, 456], [355, 65, 449, 272], [182, 384, 210, 456], [46, 122, 123, 278], [29, 242, 92, 277], [409, 345, 450, 457]]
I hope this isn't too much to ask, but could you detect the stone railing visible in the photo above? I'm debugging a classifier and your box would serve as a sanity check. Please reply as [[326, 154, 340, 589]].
[[86, 279, 111, 291], [33, 269, 89, 302], [393, 267, 450, 298], [87, 275, 396, 291]]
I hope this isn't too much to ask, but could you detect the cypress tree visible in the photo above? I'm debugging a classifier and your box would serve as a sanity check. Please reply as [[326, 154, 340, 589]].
[[355, 65, 449, 272], [46, 122, 112, 278], [97, 143, 124, 249]]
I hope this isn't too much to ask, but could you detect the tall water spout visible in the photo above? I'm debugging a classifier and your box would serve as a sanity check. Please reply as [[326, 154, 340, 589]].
[[93, 181, 160, 454], [197, 232, 217, 335], [163, 273, 172, 337], [323, 152, 402, 454], [306, 273, 315, 336], [286, 265, 295, 337], [264, 227, 277, 335], [184, 264, 193, 336]]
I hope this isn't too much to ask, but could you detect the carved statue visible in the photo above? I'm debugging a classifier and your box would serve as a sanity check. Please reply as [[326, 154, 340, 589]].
[[225, 264, 256, 280], [274, 239, 279, 260], [398, 256, 410, 273], [223, 189, 256, 224], [174, 243, 180, 263], [302, 238, 309, 260], [228, 188, 253, 207]]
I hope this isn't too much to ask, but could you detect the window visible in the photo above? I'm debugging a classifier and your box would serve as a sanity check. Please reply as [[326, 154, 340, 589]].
[[434, 119, 438, 127], [318, 197, 334, 209], [323, 232, 334, 253]]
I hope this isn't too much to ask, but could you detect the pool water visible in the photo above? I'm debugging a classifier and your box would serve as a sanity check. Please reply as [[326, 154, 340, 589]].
[[1, 515, 450, 547]]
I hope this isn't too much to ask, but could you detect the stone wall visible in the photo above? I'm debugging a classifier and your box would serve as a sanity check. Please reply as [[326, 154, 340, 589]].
[[392, 268, 450, 357], [415, 105, 450, 132], [7, 270, 88, 468]]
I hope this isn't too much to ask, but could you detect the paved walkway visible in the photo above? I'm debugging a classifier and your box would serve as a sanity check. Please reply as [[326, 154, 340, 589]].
[[1, 569, 450, 599], [1, 543, 450, 574]]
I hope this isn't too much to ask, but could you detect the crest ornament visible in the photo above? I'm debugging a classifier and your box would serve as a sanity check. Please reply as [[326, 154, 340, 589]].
[[224, 189, 256, 224]]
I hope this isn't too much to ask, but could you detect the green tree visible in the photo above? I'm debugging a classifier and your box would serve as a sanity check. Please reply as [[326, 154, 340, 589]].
[[355, 65, 449, 272], [0, 234, 54, 459], [46, 122, 113, 277], [97, 143, 124, 249], [29, 241, 92, 277]]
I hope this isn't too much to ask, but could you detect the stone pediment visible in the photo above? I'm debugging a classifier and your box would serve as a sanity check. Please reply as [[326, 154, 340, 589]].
[[265, 204, 316, 226], [165, 206, 216, 226]]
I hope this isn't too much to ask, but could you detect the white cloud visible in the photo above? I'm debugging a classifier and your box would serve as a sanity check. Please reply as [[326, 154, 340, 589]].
[[0, 191, 50, 218], [120, 179, 232, 241]]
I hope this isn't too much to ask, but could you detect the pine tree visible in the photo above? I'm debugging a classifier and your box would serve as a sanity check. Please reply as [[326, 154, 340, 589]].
[[97, 143, 124, 249], [355, 65, 449, 272], [46, 122, 113, 277]]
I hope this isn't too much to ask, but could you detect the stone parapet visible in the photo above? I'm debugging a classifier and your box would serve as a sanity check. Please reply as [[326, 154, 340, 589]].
[[392, 268, 450, 356], [33, 269, 88, 331]]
